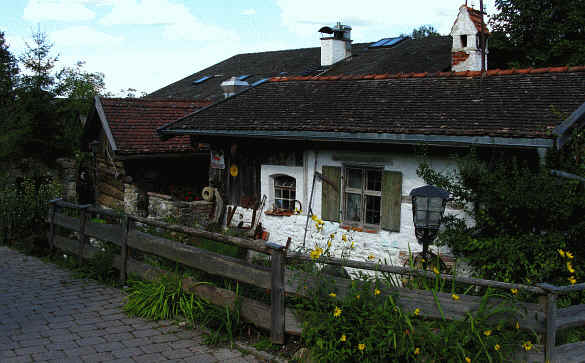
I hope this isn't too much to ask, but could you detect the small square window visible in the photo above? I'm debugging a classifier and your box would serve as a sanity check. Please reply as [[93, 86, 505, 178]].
[[274, 175, 296, 211], [343, 167, 382, 228]]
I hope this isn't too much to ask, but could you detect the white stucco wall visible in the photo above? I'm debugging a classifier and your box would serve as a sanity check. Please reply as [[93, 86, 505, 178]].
[[227, 149, 470, 265], [320, 38, 350, 67], [450, 6, 488, 72]]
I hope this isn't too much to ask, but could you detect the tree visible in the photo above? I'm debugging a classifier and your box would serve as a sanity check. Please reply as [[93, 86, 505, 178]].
[[0, 31, 19, 108], [489, 0, 585, 68], [410, 25, 441, 39]]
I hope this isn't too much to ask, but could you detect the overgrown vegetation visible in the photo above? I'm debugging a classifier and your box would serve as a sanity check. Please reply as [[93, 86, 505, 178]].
[[124, 273, 243, 345], [0, 175, 61, 248], [295, 226, 537, 362], [417, 149, 584, 292]]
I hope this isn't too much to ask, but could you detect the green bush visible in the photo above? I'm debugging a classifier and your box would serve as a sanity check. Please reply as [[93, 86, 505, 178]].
[[0, 175, 61, 243], [297, 274, 535, 362], [417, 152, 585, 291]]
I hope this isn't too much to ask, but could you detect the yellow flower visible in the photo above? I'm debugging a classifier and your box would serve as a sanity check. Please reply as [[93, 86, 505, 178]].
[[340, 334, 346, 342], [515, 321, 520, 330], [465, 357, 471, 363], [330, 233, 335, 239], [451, 294, 460, 301], [310, 247, 323, 260], [566, 251, 574, 259], [358, 343, 365, 351], [510, 288, 518, 295], [414, 347, 420, 355], [329, 292, 336, 298], [393, 306, 399, 312], [484, 330, 492, 336], [522, 341, 533, 351], [494, 344, 501, 351], [368, 254, 375, 260], [433, 267, 440, 275], [351, 241, 355, 249], [569, 276, 577, 285], [342, 234, 348, 242], [374, 289, 381, 295], [414, 308, 420, 316], [311, 215, 318, 221], [356, 294, 360, 300], [558, 249, 565, 257], [327, 240, 332, 248], [567, 262, 575, 274], [333, 306, 342, 317]]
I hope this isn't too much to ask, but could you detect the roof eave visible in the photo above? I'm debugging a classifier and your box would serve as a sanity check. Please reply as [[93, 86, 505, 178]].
[[159, 129, 553, 149], [94, 96, 118, 152], [552, 101, 585, 149]]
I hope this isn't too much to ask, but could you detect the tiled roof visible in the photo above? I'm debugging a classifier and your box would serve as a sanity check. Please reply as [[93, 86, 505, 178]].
[[147, 37, 452, 102], [99, 98, 210, 155], [466, 6, 490, 34], [160, 67, 585, 141]]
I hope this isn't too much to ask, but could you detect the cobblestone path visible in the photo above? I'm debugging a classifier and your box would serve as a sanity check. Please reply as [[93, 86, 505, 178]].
[[0, 246, 264, 362]]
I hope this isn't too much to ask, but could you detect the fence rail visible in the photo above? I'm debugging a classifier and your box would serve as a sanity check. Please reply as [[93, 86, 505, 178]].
[[46, 199, 585, 362]]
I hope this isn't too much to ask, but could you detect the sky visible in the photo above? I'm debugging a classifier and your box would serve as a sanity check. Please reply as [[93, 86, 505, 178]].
[[1, 0, 496, 96]]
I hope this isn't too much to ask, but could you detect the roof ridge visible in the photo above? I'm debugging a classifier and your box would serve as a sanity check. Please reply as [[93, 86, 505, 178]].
[[269, 66, 585, 82], [102, 97, 210, 103]]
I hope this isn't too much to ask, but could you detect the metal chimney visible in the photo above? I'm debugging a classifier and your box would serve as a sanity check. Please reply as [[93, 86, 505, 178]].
[[220, 77, 249, 98]]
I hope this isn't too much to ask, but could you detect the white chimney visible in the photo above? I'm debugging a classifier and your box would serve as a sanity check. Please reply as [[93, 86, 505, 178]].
[[450, 5, 489, 72], [319, 23, 352, 67], [220, 77, 249, 98]]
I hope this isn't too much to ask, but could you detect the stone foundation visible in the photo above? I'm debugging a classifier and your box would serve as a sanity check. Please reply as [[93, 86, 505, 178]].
[[147, 192, 213, 227], [55, 158, 77, 202]]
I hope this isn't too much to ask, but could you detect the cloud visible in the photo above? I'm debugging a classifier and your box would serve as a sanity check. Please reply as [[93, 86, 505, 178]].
[[23, 0, 96, 22], [276, 0, 496, 41], [50, 26, 124, 48], [99, 0, 238, 42], [241, 9, 256, 16]]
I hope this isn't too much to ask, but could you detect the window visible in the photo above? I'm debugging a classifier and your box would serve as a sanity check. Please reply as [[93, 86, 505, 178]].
[[343, 167, 382, 228], [460, 35, 468, 48], [274, 175, 296, 211]]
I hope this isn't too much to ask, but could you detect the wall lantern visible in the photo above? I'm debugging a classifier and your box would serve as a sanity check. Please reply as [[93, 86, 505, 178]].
[[409, 185, 450, 261]]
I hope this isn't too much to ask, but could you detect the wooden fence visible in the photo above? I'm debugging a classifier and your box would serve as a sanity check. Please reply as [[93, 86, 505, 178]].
[[46, 199, 585, 362]]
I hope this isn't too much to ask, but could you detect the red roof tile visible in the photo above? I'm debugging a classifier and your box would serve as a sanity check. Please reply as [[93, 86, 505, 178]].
[[99, 98, 210, 155]]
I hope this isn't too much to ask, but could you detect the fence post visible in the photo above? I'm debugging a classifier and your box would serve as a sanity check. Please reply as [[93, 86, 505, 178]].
[[545, 292, 557, 363], [267, 241, 287, 344], [78, 205, 90, 264], [47, 203, 56, 250], [120, 215, 130, 283]]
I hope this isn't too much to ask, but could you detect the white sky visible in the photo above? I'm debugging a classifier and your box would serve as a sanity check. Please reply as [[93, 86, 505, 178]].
[[1, 0, 496, 95]]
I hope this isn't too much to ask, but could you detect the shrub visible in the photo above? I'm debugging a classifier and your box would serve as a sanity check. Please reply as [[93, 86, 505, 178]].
[[0, 175, 61, 244], [417, 152, 585, 291]]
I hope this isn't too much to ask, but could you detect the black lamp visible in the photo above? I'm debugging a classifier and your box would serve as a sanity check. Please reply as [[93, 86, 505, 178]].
[[409, 185, 450, 262]]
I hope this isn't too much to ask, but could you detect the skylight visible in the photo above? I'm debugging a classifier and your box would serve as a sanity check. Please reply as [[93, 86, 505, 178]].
[[237, 75, 252, 81], [192, 75, 211, 84], [368, 36, 406, 48]]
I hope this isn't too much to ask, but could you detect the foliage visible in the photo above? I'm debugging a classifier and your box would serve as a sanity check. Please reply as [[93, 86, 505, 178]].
[[0, 175, 61, 244], [297, 269, 535, 362], [0, 31, 19, 109], [489, 0, 585, 68], [417, 150, 585, 292], [409, 25, 441, 39], [124, 274, 243, 345], [0, 28, 108, 163]]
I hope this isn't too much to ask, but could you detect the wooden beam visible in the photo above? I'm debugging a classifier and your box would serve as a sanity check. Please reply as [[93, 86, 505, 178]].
[[129, 215, 271, 254], [126, 230, 272, 290]]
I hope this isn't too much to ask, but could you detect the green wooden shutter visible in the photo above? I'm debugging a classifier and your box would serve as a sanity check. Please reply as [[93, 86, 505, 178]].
[[381, 171, 402, 231], [321, 166, 341, 222]]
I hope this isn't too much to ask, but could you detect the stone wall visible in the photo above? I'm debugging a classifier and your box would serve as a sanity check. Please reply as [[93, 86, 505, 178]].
[[147, 192, 213, 227], [55, 158, 77, 202]]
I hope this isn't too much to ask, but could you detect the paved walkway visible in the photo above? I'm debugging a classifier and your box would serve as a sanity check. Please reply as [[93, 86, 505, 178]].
[[0, 247, 265, 363]]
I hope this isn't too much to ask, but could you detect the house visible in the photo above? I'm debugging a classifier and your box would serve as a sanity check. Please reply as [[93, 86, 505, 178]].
[[81, 96, 213, 222], [157, 66, 585, 262], [149, 6, 492, 102]]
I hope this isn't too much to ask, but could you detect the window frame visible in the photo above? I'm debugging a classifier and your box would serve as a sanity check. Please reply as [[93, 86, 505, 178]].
[[273, 175, 296, 211], [342, 166, 383, 230]]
